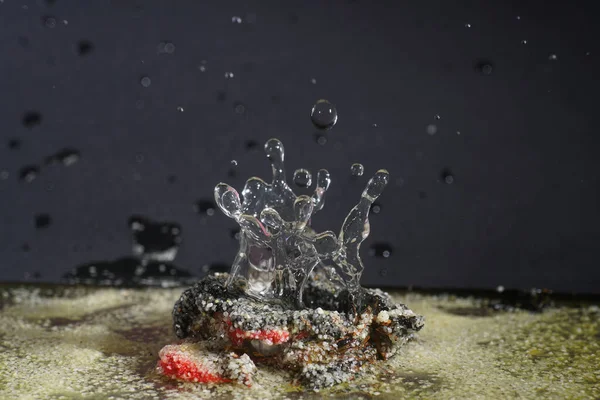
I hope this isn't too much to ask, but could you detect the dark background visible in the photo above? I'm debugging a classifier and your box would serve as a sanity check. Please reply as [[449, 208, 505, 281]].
[[1, 0, 598, 293]]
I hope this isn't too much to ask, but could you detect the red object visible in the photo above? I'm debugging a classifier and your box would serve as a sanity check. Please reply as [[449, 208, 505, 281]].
[[158, 345, 231, 384]]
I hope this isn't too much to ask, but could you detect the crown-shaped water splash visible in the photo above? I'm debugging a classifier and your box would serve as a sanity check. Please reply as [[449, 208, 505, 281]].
[[214, 138, 389, 309]]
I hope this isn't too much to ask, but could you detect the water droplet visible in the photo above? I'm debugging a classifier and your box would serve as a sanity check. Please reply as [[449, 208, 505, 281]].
[[232, 16, 242, 23], [77, 40, 94, 56], [293, 169, 312, 188], [42, 15, 56, 28], [35, 213, 52, 229], [311, 99, 338, 130], [521, 39, 528, 45], [369, 242, 393, 258], [440, 168, 454, 184], [198, 65, 207, 72], [548, 54, 558, 61], [314, 133, 328, 145], [350, 163, 364, 177], [310, 78, 317, 84], [231, 160, 238, 166], [177, 106, 184, 112], [164, 42, 175, 54], [426, 124, 437, 135], [456, 131, 461, 135], [22, 111, 42, 128], [379, 268, 388, 277], [225, 72, 235, 79], [195, 199, 216, 216], [465, 23, 472, 28], [19, 166, 40, 183], [234, 102, 246, 114], [0, 170, 9, 180], [370, 202, 382, 214], [497, 285, 505, 293], [140, 76, 151, 87], [474, 59, 494, 75], [434, 114, 441, 120], [8, 138, 21, 150]]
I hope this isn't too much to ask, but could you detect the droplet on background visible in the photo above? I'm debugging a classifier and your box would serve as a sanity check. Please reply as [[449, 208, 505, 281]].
[[234, 102, 246, 114], [370, 202, 382, 214], [314, 133, 327, 145], [426, 124, 437, 135], [369, 242, 393, 258], [350, 163, 364, 177], [34, 213, 52, 229], [177, 106, 184, 112], [232, 16, 242, 23], [42, 15, 57, 28], [140, 76, 151, 87], [474, 59, 494, 75], [310, 99, 338, 130], [22, 111, 42, 128], [225, 72, 235, 79], [45, 148, 81, 166], [0, 170, 9, 180], [19, 166, 40, 183], [434, 114, 441, 120], [77, 40, 94, 56], [195, 199, 216, 216], [293, 168, 312, 188], [521, 39, 528, 45], [164, 42, 175, 54], [310, 78, 317, 84], [548, 54, 558, 61], [465, 23, 472, 28], [231, 160, 238, 166], [440, 168, 454, 184]]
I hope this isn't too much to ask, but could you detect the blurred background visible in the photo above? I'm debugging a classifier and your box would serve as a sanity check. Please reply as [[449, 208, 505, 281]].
[[0, 0, 598, 293]]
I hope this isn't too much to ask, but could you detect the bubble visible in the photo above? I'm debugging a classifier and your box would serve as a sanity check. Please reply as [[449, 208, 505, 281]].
[[232, 16, 242, 23], [22, 111, 42, 128], [225, 72, 235, 79], [140, 76, 151, 87], [369, 242, 393, 258], [350, 163, 364, 177], [177, 106, 184, 112], [293, 169, 312, 188], [34, 213, 52, 229], [426, 124, 437, 135], [548, 54, 558, 61], [310, 99, 338, 130], [77, 40, 94, 56], [19, 166, 40, 183]]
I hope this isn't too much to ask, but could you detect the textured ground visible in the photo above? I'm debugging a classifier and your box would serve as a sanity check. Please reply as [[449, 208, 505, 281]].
[[0, 283, 598, 399]]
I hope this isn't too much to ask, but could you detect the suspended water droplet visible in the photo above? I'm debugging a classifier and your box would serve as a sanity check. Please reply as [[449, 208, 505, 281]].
[[379, 268, 388, 277], [521, 39, 528, 45], [426, 124, 437, 135], [475, 59, 494, 75], [516, 16, 521, 20], [225, 72, 235, 79], [231, 160, 238, 166], [311, 99, 338, 130], [548, 54, 558, 61], [465, 23, 472, 28], [19, 166, 40, 183], [293, 169, 312, 188], [350, 163, 364, 177], [198, 65, 207, 72], [176, 106, 184, 112], [0, 170, 9, 180], [232, 16, 242, 23], [164, 42, 175, 54], [234, 102, 246, 114], [310, 78, 317, 84], [140, 76, 151, 87], [434, 114, 441, 120], [34, 213, 52, 229], [369, 242, 393, 258], [46, 148, 81, 166]]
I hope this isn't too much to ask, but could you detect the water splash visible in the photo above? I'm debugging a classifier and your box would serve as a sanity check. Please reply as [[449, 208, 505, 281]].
[[214, 138, 389, 309]]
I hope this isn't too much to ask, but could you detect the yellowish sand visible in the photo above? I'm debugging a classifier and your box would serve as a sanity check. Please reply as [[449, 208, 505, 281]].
[[0, 285, 598, 399]]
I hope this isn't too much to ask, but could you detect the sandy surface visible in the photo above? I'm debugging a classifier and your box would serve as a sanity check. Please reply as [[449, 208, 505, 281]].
[[0, 283, 598, 399]]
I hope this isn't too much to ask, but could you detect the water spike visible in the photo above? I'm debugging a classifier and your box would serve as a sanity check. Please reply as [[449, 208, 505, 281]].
[[241, 177, 269, 216], [214, 183, 242, 219], [264, 138, 297, 220], [294, 195, 314, 231], [311, 169, 331, 212], [362, 169, 389, 201]]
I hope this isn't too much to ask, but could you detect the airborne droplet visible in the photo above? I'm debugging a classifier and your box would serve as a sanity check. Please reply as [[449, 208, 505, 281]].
[[293, 169, 312, 188], [350, 163, 364, 177], [311, 99, 338, 130]]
